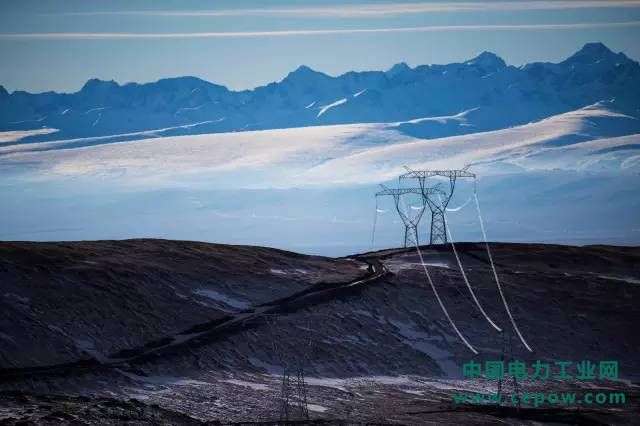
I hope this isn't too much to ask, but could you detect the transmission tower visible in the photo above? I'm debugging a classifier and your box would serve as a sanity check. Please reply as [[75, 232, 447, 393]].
[[375, 185, 426, 247], [400, 167, 475, 245], [279, 365, 310, 421], [266, 315, 313, 422], [370, 166, 534, 355], [496, 329, 522, 411]]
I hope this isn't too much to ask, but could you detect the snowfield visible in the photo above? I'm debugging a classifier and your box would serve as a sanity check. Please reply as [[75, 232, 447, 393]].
[[0, 102, 639, 252], [0, 128, 58, 143], [1, 101, 638, 188]]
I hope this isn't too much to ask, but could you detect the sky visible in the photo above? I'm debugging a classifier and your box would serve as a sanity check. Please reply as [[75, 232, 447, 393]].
[[1, 0, 640, 93]]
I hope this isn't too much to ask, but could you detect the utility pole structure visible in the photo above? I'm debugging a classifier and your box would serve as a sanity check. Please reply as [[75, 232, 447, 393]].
[[375, 185, 443, 248], [279, 365, 310, 421], [496, 329, 522, 411], [266, 315, 312, 422], [376, 186, 425, 247], [399, 167, 475, 245]]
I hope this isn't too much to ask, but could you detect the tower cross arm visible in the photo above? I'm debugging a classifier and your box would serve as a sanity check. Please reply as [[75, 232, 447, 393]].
[[399, 168, 476, 180], [375, 185, 424, 197]]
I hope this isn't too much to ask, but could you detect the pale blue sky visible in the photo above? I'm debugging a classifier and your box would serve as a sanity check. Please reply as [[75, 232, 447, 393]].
[[1, 0, 640, 93]]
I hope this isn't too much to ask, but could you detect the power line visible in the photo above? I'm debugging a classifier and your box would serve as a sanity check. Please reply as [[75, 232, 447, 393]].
[[439, 192, 502, 332], [395, 198, 480, 354], [371, 166, 533, 354], [473, 192, 533, 353]]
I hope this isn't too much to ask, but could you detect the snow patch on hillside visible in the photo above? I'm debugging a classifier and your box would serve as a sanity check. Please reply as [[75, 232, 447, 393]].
[[223, 379, 270, 391], [193, 289, 250, 309], [0, 128, 58, 143], [317, 98, 347, 117]]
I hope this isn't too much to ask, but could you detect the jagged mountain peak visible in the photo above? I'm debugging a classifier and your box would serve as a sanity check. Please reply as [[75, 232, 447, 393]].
[[1, 43, 638, 142], [154, 76, 209, 85], [293, 64, 315, 73], [386, 62, 411, 74], [563, 42, 629, 65], [578, 42, 613, 56], [464, 51, 507, 70], [283, 65, 326, 81], [386, 62, 411, 77], [81, 78, 120, 92], [151, 76, 222, 91]]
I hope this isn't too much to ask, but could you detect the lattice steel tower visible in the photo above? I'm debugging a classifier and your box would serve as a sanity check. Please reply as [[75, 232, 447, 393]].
[[399, 167, 476, 245], [266, 315, 313, 422], [375, 186, 425, 247], [278, 365, 310, 421], [376, 185, 444, 247]]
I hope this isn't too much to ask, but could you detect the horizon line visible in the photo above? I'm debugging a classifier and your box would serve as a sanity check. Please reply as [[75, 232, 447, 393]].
[[1, 41, 634, 95]]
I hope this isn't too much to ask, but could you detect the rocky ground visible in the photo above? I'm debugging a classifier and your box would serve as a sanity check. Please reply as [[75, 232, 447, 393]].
[[0, 239, 638, 424], [0, 240, 364, 368]]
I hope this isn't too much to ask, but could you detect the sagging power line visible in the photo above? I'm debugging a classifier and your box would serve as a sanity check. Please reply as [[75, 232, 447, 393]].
[[372, 166, 533, 354]]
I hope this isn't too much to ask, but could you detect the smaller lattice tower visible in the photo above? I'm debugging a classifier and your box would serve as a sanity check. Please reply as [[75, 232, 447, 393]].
[[266, 315, 314, 422], [376, 185, 426, 247], [496, 329, 522, 410]]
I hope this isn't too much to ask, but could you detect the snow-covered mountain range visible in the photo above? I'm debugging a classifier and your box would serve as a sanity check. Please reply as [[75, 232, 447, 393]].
[[1, 42, 639, 252], [1, 42, 639, 143]]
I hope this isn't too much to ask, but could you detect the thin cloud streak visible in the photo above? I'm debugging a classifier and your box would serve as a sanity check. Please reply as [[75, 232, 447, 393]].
[[2, 21, 640, 40], [55, 1, 640, 18]]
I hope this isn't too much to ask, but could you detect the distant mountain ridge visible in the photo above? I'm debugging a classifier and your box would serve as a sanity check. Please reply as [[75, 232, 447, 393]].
[[1, 42, 639, 143]]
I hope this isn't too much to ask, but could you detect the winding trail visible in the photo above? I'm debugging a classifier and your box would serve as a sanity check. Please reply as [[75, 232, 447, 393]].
[[0, 257, 388, 382]]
